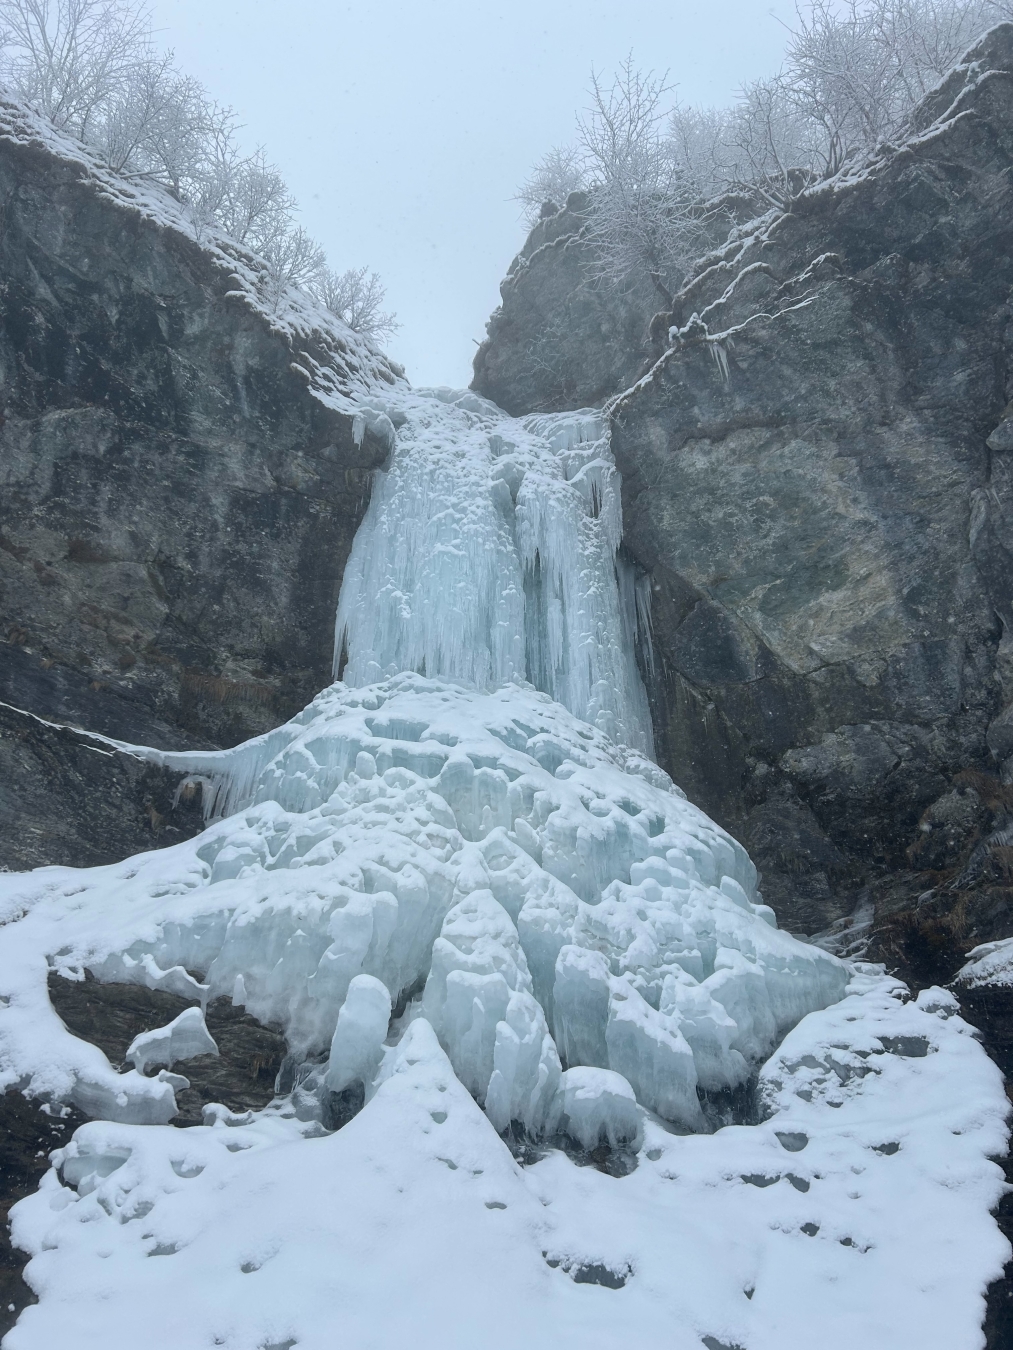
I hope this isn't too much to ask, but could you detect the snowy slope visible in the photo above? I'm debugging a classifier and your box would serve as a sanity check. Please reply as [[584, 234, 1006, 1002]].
[[0, 91, 405, 414], [3, 980, 1007, 1350], [0, 385, 1008, 1349]]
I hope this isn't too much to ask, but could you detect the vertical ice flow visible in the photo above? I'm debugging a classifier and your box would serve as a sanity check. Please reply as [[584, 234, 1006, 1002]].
[[334, 388, 654, 755]]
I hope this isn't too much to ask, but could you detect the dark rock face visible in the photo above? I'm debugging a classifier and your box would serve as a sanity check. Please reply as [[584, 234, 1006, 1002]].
[[475, 28, 1013, 954], [0, 701, 206, 869], [0, 98, 391, 786], [46, 972, 287, 1126], [0, 1091, 86, 1341], [472, 193, 662, 415]]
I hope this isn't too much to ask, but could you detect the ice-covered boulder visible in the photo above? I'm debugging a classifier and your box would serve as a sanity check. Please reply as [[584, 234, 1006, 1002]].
[[550, 1066, 642, 1152], [126, 1007, 218, 1074]]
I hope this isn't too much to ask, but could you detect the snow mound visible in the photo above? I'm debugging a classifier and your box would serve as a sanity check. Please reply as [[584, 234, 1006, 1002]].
[[0, 674, 845, 1136], [956, 936, 1013, 988], [5, 977, 1007, 1350]]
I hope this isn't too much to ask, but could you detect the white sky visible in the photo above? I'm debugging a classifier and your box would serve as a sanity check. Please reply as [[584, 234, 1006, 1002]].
[[151, 0, 796, 387]]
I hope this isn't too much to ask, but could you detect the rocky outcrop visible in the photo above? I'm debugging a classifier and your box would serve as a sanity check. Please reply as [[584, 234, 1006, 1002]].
[[0, 702, 206, 869], [0, 94, 400, 864], [475, 26, 1013, 956], [472, 193, 661, 414]]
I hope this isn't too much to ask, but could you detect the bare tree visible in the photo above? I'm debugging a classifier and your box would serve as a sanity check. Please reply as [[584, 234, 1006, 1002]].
[[666, 103, 733, 200], [0, 0, 399, 344], [0, 0, 149, 136], [258, 226, 326, 313], [314, 266, 400, 343], [515, 144, 587, 227], [782, 0, 1012, 168], [576, 57, 710, 305], [523, 0, 1013, 255]]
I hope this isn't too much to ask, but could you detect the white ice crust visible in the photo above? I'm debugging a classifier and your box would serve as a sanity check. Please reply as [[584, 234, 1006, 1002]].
[[0, 385, 1007, 1347], [3, 978, 1008, 1350], [126, 1008, 218, 1075]]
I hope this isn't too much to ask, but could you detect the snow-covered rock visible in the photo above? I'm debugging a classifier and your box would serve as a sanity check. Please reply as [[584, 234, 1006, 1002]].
[[126, 1008, 218, 1075]]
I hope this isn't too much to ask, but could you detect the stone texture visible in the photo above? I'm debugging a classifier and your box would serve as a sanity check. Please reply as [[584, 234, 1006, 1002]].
[[46, 973, 288, 1126], [0, 101, 391, 774], [472, 192, 663, 415], [0, 701, 206, 870], [475, 26, 1013, 948]]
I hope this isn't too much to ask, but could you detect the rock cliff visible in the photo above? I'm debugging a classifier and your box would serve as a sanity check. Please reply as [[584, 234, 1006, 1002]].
[[0, 95, 403, 867], [474, 26, 1013, 980]]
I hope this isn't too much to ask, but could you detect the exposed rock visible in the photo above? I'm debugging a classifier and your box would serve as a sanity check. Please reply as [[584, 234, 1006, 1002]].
[[0, 701, 205, 870], [0, 93, 396, 782], [472, 192, 662, 414], [0, 1092, 85, 1342], [472, 188, 771, 417], [475, 26, 1013, 954], [46, 972, 287, 1126]]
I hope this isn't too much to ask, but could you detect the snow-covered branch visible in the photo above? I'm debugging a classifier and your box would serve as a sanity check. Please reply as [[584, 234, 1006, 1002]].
[[0, 0, 398, 346], [520, 0, 1013, 274]]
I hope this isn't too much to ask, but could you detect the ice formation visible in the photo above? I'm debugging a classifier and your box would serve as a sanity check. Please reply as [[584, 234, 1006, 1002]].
[[335, 390, 654, 753], [126, 1008, 218, 1075], [0, 386, 1008, 1348], [0, 674, 845, 1135]]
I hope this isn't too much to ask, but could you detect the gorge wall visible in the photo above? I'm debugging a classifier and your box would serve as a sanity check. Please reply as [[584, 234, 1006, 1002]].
[[473, 26, 1013, 984], [0, 97, 400, 867]]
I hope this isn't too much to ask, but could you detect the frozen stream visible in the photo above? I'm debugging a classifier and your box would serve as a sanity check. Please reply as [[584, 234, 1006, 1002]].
[[0, 388, 1008, 1350]]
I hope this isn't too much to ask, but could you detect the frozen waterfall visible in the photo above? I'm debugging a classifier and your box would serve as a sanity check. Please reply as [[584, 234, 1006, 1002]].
[[0, 387, 1007, 1350], [334, 389, 654, 755]]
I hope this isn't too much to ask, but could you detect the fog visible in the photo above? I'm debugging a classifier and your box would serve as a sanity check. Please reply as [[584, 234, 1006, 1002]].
[[150, 1, 796, 386]]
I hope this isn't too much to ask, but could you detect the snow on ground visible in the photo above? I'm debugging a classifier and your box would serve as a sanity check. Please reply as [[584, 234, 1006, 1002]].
[[3, 974, 1007, 1350], [0, 387, 1009, 1348]]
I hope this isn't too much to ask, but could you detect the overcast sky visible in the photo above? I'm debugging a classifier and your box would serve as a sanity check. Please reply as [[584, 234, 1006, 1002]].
[[151, 1, 796, 387]]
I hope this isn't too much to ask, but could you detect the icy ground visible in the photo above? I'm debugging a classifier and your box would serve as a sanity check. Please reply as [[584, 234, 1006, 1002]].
[[0, 390, 1009, 1349]]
